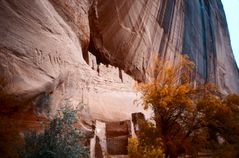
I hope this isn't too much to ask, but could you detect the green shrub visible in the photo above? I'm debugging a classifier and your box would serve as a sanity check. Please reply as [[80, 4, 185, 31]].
[[18, 107, 90, 158]]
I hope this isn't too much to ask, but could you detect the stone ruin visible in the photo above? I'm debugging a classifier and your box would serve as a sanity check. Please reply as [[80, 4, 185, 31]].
[[90, 112, 145, 158]]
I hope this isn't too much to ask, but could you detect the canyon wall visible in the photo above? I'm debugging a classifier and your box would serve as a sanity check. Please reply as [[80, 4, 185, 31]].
[[0, 0, 238, 121], [0, 0, 238, 125], [182, 0, 239, 93], [0, 0, 239, 156], [0, 0, 150, 121], [88, 0, 239, 93]]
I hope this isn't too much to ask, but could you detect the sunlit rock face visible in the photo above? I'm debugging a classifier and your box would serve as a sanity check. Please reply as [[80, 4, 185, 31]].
[[0, 0, 238, 126], [0, 1, 143, 156], [0, 0, 150, 123], [0, 0, 86, 112]]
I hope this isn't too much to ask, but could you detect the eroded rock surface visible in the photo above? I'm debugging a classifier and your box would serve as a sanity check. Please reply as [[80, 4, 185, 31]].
[[0, 0, 239, 157], [89, 0, 239, 93], [0, 1, 146, 156], [0, 0, 238, 115], [0, 0, 146, 118]]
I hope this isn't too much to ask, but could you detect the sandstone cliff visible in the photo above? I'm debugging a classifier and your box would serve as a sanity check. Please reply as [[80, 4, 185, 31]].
[[1, 0, 238, 113], [0, 0, 239, 156], [88, 0, 239, 93]]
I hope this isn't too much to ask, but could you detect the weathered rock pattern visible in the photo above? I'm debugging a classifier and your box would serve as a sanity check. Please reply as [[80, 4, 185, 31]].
[[89, 0, 239, 93], [182, 0, 239, 93], [1, 0, 238, 114], [0, 0, 239, 157], [0, 1, 147, 156], [0, 0, 146, 118], [89, 0, 186, 81]]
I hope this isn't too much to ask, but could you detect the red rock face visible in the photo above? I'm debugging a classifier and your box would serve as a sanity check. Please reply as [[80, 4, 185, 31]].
[[0, 0, 238, 156]]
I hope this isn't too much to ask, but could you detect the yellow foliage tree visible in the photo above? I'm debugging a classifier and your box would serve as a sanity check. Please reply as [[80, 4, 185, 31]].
[[135, 55, 239, 158]]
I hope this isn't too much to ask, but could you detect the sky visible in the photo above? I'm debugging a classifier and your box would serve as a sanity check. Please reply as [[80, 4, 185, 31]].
[[222, 0, 239, 67]]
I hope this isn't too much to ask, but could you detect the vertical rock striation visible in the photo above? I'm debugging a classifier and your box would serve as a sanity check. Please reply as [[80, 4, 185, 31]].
[[0, 0, 239, 157], [88, 0, 185, 81], [89, 0, 239, 93], [0, 0, 238, 121], [182, 0, 239, 93]]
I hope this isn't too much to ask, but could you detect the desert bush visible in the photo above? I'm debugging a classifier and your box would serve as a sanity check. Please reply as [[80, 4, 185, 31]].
[[18, 107, 89, 158]]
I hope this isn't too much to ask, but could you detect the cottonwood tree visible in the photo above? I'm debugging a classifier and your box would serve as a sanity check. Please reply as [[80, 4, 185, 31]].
[[135, 55, 239, 158]]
